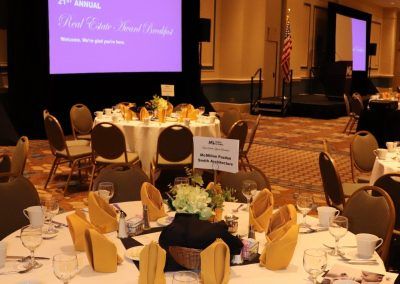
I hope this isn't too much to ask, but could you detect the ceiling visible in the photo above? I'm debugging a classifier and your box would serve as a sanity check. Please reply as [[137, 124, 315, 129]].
[[364, 0, 400, 8]]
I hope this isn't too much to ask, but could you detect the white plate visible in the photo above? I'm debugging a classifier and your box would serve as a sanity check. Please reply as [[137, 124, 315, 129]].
[[125, 246, 144, 261], [341, 249, 377, 261], [157, 216, 174, 226]]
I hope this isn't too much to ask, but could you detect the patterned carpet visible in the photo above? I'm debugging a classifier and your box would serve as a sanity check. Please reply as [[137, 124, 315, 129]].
[[0, 114, 356, 212]]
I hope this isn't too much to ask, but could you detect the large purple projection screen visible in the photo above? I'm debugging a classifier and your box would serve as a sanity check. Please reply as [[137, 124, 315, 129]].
[[49, 0, 182, 74]]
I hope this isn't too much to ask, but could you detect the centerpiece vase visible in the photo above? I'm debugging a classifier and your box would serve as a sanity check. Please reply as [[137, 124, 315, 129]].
[[208, 208, 223, 223]]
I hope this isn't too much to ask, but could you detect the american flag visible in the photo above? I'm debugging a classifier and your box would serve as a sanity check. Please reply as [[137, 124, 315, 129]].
[[281, 14, 292, 83]]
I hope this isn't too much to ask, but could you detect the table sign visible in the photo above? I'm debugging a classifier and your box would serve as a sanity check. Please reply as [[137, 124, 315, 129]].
[[161, 84, 175, 97], [193, 136, 239, 173]]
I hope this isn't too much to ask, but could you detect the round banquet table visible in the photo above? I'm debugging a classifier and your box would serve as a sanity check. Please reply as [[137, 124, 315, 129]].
[[1, 202, 393, 284], [369, 152, 400, 185], [94, 116, 221, 174]]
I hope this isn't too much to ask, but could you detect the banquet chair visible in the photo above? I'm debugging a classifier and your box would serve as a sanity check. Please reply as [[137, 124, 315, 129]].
[[241, 114, 261, 165], [343, 186, 395, 263], [347, 93, 364, 134], [43, 114, 93, 193], [0, 176, 40, 240], [227, 120, 248, 163], [70, 104, 93, 141], [89, 122, 140, 189], [93, 163, 149, 203], [350, 131, 378, 183], [220, 108, 241, 136], [374, 173, 400, 235], [150, 125, 193, 184], [322, 139, 332, 156], [0, 136, 29, 182], [318, 152, 363, 211], [218, 163, 271, 203], [343, 94, 355, 134]]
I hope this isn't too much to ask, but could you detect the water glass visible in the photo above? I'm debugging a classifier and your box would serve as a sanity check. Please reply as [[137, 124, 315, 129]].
[[242, 179, 258, 211], [198, 106, 205, 116], [53, 253, 79, 284], [20, 225, 43, 269], [96, 182, 115, 203], [303, 248, 327, 284], [329, 215, 348, 256], [172, 271, 199, 284], [41, 197, 60, 234], [296, 193, 314, 228]]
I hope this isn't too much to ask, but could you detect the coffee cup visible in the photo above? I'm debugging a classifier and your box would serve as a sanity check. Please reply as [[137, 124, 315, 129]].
[[356, 233, 383, 259], [373, 148, 388, 160], [23, 206, 44, 228], [317, 206, 340, 227], [0, 241, 6, 268], [208, 116, 216, 124], [209, 112, 216, 117], [94, 111, 103, 119], [184, 118, 191, 127], [112, 113, 119, 123], [143, 117, 150, 125], [104, 108, 112, 115], [386, 142, 395, 152]]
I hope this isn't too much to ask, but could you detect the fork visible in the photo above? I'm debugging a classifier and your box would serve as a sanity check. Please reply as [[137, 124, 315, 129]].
[[0, 265, 34, 275], [232, 204, 244, 213]]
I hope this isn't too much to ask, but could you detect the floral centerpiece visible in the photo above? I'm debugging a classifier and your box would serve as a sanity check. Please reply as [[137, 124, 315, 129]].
[[145, 95, 168, 122], [166, 169, 236, 221]]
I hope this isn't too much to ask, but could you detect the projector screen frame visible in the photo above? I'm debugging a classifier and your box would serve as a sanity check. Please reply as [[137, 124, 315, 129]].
[[327, 3, 372, 78]]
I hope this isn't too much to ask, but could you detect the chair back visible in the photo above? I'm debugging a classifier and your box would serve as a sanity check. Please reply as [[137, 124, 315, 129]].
[[350, 93, 364, 116], [243, 115, 261, 153], [318, 152, 345, 210], [44, 114, 68, 154], [343, 186, 395, 263], [0, 177, 40, 240], [10, 136, 29, 177], [220, 108, 241, 136], [70, 104, 93, 138], [227, 120, 248, 152], [91, 122, 127, 162], [350, 131, 378, 173], [93, 163, 149, 203], [218, 163, 271, 203], [374, 173, 400, 230], [343, 94, 351, 116], [43, 109, 50, 118], [156, 125, 193, 163]]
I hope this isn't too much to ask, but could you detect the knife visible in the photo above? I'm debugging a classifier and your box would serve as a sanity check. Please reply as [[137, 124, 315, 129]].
[[6, 256, 50, 260], [52, 220, 68, 227]]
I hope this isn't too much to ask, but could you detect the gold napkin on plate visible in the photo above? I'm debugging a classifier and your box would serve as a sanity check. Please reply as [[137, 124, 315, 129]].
[[124, 109, 136, 121], [249, 189, 274, 232], [166, 102, 173, 116], [158, 108, 166, 123], [267, 204, 297, 241], [188, 109, 199, 121], [200, 239, 230, 284], [140, 182, 167, 221], [66, 210, 98, 251], [138, 241, 166, 284], [84, 228, 123, 273], [259, 223, 299, 270], [88, 192, 118, 233], [140, 107, 150, 121]]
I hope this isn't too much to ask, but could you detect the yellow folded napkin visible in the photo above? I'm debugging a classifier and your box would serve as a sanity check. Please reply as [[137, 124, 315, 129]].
[[140, 182, 167, 221], [140, 107, 150, 121], [188, 109, 199, 121], [158, 108, 166, 123], [180, 107, 188, 119], [138, 241, 166, 284], [249, 189, 274, 232], [66, 210, 98, 251], [267, 204, 297, 241], [200, 239, 230, 284], [125, 109, 137, 121], [259, 223, 299, 270], [88, 192, 118, 233], [166, 102, 173, 116], [187, 104, 195, 111], [84, 228, 123, 273]]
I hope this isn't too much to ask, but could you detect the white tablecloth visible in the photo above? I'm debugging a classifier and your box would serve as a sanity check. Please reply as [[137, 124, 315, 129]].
[[369, 153, 400, 185], [1, 202, 393, 284], [94, 116, 221, 174]]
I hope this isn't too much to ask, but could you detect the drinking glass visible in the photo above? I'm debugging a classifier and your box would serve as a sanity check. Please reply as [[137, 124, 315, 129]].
[[328, 215, 348, 256], [53, 253, 79, 284], [198, 106, 205, 116], [242, 179, 258, 211], [303, 248, 327, 284], [172, 271, 199, 284], [41, 197, 60, 234], [96, 182, 114, 203], [20, 225, 43, 269], [174, 177, 190, 186], [296, 193, 314, 228]]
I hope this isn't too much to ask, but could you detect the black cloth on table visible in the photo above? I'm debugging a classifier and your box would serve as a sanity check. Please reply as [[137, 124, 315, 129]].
[[159, 213, 244, 271], [357, 109, 400, 148]]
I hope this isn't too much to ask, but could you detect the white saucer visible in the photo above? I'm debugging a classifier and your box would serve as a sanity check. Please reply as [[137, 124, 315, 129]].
[[341, 249, 377, 261], [125, 246, 144, 261], [157, 216, 174, 226]]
